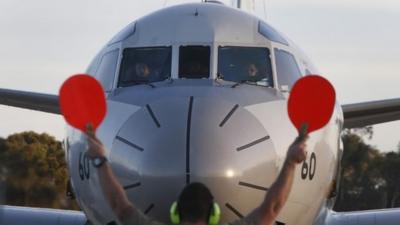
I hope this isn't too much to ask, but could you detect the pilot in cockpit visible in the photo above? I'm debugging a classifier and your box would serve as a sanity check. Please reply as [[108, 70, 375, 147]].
[[125, 62, 161, 83], [247, 63, 259, 81], [135, 63, 151, 79]]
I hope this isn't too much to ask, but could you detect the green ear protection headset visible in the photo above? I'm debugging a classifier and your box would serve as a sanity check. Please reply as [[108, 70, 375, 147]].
[[170, 201, 221, 225]]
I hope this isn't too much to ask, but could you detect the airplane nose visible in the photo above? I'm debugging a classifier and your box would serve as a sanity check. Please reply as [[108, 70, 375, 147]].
[[110, 96, 278, 222]]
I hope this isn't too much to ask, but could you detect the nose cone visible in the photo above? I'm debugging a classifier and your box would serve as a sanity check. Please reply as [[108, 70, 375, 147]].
[[110, 96, 278, 223]]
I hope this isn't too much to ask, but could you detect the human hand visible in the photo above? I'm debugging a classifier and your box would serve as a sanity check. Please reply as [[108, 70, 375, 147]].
[[85, 123, 106, 158], [286, 135, 308, 165]]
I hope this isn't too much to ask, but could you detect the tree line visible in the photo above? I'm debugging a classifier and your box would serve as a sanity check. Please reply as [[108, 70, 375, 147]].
[[0, 129, 399, 211], [0, 131, 79, 209], [334, 127, 400, 211]]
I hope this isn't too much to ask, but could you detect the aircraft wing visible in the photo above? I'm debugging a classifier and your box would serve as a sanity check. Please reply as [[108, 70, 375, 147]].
[[0, 88, 60, 114], [0, 205, 86, 225], [342, 98, 400, 128], [2, 88, 400, 126], [325, 208, 400, 225]]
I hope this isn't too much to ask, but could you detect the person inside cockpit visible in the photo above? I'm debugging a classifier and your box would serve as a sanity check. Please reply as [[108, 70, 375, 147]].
[[247, 63, 258, 77], [118, 47, 172, 86], [218, 46, 273, 87], [247, 63, 259, 81], [135, 63, 151, 79]]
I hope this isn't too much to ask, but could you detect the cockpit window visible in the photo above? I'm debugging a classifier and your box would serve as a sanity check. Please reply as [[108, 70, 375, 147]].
[[258, 21, 289, 46], [218, 46, 273, 87], [179, 46, 210, 79], [118, 47, 172, 87], [95, 49, 119, 91], [274, 49, 302, 89]]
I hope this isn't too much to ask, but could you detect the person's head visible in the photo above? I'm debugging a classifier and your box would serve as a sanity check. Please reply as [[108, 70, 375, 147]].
[[176, 182, 215, 224], [247, 63, 259, 77], [135, 63, 150, 78]]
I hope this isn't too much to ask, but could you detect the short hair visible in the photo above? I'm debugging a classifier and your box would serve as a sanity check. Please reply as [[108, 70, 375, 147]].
[[177, 182, 214, 223]]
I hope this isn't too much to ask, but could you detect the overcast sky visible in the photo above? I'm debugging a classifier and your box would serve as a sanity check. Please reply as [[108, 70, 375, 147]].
[[0, 0, 399, 152]]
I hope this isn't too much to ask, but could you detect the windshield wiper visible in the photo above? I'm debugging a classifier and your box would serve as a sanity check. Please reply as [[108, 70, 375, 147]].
[[231, 80, 272, 88], [144, 82, 155, 88], [126, 80, 156, 88], [231, 80, 252, 88]]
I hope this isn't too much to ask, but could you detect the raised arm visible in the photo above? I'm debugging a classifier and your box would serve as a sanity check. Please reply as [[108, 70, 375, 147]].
[[86, 127, 136, 221], [257, 136, 308, 225]]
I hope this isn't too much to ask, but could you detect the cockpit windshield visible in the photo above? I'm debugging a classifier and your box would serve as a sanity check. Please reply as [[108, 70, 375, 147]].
[[218, 46, 273, 87], [118, 47, 172, 87]]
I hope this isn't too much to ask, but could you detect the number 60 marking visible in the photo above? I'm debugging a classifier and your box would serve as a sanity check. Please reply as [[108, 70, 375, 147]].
[[79, 152, 90, 180], [301, 152, 316, 180]]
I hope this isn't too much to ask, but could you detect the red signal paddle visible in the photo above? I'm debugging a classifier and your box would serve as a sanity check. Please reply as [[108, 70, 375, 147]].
[[288, 75, 336, 137], [59, 74, 107, 133]]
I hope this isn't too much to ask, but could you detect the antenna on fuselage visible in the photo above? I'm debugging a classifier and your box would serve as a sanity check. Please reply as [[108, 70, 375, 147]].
[[231, 0, 267, 20], [204, 0, 225, 4], [164, 0, 212, 7]]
